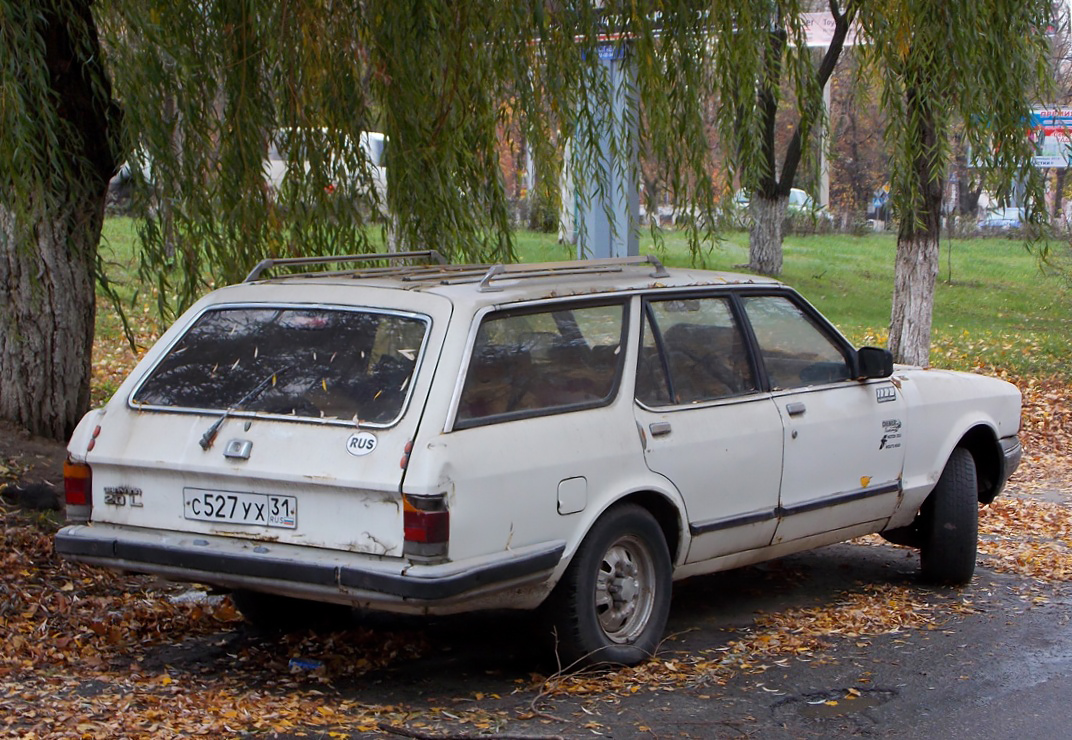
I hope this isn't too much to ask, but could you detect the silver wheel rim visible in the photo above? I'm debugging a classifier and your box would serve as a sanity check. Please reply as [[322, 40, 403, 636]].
[[594, 533, 657, 644]]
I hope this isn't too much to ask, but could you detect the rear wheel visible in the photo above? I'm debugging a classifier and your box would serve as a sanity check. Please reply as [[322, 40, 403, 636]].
[[546, 504, 672, 667], [920, 447, 979, 585]]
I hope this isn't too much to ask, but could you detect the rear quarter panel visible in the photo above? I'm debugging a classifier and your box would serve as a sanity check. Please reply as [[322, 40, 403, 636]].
[[402, 295, 690, 575]]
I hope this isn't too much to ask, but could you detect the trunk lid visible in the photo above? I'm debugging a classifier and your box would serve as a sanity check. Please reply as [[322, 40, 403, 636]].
[[83, 287, 451, 557]]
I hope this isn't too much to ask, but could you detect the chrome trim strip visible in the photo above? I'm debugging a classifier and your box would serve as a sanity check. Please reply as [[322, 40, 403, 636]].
[[688, 481, 901, 535]]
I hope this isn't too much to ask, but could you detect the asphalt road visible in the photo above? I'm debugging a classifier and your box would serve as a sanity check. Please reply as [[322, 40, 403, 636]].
[[256, 540, 1072, 738], [667, 547, 1072, 739]]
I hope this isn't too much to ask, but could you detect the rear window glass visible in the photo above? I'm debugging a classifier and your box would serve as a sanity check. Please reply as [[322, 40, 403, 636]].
[[131, 306, 428, 426], [455, 302, 626, 428]]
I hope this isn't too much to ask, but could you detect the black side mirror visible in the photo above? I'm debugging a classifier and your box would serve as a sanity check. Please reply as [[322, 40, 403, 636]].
[[856, 346, 894, 379]]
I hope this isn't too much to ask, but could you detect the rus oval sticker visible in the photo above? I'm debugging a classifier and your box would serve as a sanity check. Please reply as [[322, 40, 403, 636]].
[[345, 432, 378, 457]]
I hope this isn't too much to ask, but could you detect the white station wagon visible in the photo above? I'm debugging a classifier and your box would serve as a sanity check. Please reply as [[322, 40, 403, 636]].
[[57, 253, 1022, 665]]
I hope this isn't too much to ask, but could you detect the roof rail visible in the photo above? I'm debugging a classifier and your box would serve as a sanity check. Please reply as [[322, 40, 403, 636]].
[[476, 255, 668, 292], [244, 250, 447, 282]]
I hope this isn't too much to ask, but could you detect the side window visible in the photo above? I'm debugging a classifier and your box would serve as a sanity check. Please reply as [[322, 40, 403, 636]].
[[636, 296, 757, 406], [740, 294, 851, 390], [455, 302, 626, 427]]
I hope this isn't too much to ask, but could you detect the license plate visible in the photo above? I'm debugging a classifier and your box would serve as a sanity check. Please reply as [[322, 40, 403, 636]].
[[183, 488, 297, 529]]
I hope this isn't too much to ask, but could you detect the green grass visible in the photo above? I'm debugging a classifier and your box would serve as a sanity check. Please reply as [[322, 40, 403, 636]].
[[95, 218, 1072, 381], [512, 227, 1071, 379]]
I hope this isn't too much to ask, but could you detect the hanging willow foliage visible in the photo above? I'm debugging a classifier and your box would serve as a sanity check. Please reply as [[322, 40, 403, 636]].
[[0, 0, 1055, 437], [856, 0, 1052, 234], [0, 0, 119, 439], [853, 0, 1053, 365], [89, 0, 835, 318]]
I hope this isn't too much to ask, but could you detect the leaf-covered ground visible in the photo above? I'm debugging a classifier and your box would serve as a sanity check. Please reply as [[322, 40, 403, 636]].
[[1, 377, 1069, 737], [2, 283, 1070, 739]]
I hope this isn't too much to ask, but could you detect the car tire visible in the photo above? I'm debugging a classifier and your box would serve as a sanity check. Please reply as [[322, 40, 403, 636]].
[[231, 589, 351, 631], [919, 447, 979, 585], [546, 504, 671, 667]]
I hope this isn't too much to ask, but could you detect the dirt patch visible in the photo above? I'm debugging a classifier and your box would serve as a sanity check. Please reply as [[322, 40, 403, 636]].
[[0, 420, 67, 509]]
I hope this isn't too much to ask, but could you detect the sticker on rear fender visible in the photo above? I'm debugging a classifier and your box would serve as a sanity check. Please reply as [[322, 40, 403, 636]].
[[183, 487, 297, 529]]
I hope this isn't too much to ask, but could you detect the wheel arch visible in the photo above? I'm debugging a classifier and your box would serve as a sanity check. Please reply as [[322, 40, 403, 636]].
[[543, 494, 677, 666], [607, 490, 685, 566], [882, 424, 1002, 548], [956, 423, 1005, 504]]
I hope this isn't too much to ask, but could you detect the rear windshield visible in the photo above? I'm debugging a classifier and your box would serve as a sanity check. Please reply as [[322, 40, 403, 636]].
[[131, 306, 428, 426]]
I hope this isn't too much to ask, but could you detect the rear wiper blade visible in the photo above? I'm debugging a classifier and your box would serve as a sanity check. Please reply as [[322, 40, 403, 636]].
[[199, 366, 287, 451]]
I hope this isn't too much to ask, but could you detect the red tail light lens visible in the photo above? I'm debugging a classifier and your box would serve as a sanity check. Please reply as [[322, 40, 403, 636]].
[[403, 494, 448, 561], [403, 495, 449, 543], [64, 460, 92, 507]]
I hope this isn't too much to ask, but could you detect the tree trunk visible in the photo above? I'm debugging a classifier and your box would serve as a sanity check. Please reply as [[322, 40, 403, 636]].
[[1054, 168, 1067, 224], [888, 228, 940, 366], [0, 198, 102, 440], [0, 1, 118, 440], [889, 86, 943, 367], [748, 195, 788, 275], [741, 4, 853, 279]]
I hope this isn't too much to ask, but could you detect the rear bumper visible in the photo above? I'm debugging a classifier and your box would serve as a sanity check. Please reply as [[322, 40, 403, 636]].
[[55, 524, 564, 612]]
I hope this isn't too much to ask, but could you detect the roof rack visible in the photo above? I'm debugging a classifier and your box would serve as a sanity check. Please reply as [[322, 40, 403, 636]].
[[243, 252, 670, 290], [244, 250, 447, 282], [474, 255, 669, 292]]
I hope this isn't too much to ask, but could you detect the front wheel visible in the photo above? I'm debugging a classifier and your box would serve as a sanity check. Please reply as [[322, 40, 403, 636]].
[[546, 504, 672, 667], [920, 447, 979, 584]]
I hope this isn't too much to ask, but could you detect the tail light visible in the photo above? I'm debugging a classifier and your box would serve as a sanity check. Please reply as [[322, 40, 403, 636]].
[[64, 459, 93, 522], [403, 493, 448, 561]]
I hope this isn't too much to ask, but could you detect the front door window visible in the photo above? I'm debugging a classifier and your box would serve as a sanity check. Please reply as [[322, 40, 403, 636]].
[[739, 294, 851, 390]]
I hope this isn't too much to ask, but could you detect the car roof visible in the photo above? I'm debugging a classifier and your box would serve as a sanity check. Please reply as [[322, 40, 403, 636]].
[[236, 253, 783, 308]]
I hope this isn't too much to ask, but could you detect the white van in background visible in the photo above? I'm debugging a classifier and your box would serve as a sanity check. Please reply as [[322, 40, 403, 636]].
[[265, 129, 387, 211]]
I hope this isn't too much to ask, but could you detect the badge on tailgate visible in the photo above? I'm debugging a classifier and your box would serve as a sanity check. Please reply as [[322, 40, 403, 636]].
[[183, 487, 297, 528]]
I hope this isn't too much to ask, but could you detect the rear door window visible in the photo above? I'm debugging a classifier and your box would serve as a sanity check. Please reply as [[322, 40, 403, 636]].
[[455, 301, 627, 428], [636, 296, 757, 406], [131, 305, 428, 426]]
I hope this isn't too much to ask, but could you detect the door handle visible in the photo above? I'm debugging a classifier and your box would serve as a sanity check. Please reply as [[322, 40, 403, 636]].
[[649, 421, 672, 437], [785, 402, 807, 416]]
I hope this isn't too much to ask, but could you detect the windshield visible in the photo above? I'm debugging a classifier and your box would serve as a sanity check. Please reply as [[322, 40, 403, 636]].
[[131, 306, 428, 426]]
